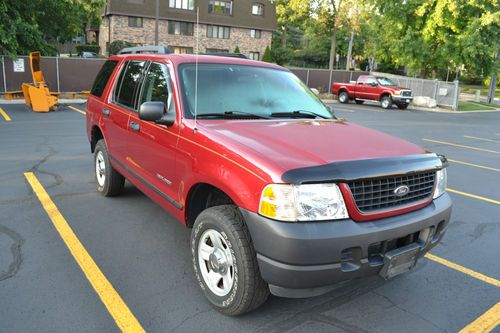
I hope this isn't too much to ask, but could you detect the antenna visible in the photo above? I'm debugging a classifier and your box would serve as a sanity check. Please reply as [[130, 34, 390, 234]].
[[193, 6, 200, 134]]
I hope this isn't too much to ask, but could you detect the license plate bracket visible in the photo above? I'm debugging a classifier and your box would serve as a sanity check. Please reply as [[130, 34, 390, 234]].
[[379, 243, 421, 280]]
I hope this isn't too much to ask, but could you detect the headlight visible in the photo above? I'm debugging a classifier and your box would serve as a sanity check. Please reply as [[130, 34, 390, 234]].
[[393, 90, 401, 95], [259, 184, 349, 222], [433, 168, 447, 199]]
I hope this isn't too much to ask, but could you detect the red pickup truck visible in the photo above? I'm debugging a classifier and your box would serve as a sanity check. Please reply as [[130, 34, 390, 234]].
[[86, 50, 451, 315], [332, 75, 413, 109]]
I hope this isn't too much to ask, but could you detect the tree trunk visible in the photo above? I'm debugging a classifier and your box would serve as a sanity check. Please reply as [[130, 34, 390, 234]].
[[346, 30, 354, 70], [329, 25, 337, 70], [281, 26, 287, 48]]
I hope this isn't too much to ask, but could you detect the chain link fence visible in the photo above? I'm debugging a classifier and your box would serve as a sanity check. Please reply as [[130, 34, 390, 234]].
[[371, 72, 460, 110]]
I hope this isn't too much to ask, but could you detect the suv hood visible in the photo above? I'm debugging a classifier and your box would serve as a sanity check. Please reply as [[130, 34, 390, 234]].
[[200, 119, 424, 181]]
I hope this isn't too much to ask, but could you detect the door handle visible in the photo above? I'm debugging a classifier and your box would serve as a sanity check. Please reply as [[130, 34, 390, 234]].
[[129, 121, 141, 132], [102, 108, 111, 116]]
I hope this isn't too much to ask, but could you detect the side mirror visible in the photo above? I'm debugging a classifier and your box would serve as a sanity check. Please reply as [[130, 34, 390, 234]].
[[139, 101, 175, 126], [311, 88, 320, 96]]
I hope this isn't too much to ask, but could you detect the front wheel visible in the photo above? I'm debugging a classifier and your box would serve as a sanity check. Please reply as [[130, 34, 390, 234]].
[[191, 205, 269, 316], [397, 103, 409, 110], [338, 91, 350, 104], [381, 95, 393, 109]]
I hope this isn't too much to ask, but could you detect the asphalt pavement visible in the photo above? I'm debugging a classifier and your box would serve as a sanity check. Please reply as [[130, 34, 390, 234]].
[[0, 102, 499, 332]]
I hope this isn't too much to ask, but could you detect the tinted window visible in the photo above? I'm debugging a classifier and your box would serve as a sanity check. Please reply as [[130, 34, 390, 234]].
[[90, 60, 118, 98], [115, 61, 146, 108], [140, 63, 170, 106]]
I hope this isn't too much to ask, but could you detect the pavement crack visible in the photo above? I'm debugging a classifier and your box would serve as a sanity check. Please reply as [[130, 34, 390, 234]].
[[372, 290, 448, 333], [170, 308, 212, 332], [27, 139, 63, 190], [0, 225, 24, 282]]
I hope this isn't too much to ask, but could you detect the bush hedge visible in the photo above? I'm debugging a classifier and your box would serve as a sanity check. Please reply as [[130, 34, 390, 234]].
[[75, 44, 100, 55]]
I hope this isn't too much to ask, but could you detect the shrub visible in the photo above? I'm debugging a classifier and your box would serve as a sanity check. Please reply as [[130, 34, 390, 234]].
[[262, 46, 272, 63], [75, 44, 100, 55], [233, 46, 241, 54], [108, 40, 136, 56]]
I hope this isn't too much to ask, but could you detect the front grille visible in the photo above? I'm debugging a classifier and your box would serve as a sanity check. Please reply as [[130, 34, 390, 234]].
[[347, 172, 436, 213], [401, 90, 412, 97]]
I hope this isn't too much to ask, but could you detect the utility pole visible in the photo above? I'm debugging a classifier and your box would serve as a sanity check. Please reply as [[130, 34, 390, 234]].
[[487, 51, 498, 104], [346, 0, 358, 71], [155, 0, 159, 45]]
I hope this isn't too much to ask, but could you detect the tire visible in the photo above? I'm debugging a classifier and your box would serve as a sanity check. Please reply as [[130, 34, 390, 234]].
[[338, 91, 350, 104], [94, 139, 125, 196], [355, 99, 364, 105], [381, 95, 393, 109], [397, 103, 409, 110], [191, 205, 269, 316]]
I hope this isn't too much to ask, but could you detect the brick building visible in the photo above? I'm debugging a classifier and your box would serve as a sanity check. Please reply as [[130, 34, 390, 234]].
[[98, 0, 276, 60]]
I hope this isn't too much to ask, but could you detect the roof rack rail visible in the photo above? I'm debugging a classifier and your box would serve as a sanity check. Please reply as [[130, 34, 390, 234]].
[[203, 53, 248, 59], [118, 45, 172, 55]]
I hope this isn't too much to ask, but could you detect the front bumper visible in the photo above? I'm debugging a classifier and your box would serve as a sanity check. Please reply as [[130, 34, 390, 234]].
[[392, 95, 413, 104], [241, 194, 452, 298]]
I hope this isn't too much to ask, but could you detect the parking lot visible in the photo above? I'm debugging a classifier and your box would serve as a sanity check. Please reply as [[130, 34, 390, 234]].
[[0, 102, 499, 332]]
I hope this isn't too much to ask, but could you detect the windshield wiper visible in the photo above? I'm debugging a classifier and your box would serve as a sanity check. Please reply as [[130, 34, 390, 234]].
[[270, 110, 329, 119], [196, 111, 270, 119]]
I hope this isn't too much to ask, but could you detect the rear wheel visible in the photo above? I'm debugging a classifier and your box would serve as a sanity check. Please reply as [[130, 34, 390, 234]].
[[191, 205, 269, 316], [94, 140, 125, 196], [355, 99, 364, 105], [397, 103, 409, 110], [381, 95, 393, 109], [338, 91, 350, 104]]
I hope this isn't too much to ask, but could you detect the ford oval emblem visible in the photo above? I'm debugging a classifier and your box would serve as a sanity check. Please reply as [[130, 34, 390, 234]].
[[394, 185, 410, 197]]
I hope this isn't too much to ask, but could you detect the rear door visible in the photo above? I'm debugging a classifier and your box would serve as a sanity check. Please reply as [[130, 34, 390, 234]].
[[364, 77, 380, 100], [126, 61, 181, 209], [106, 60, 148, 166], [355, 76, 367, 99]]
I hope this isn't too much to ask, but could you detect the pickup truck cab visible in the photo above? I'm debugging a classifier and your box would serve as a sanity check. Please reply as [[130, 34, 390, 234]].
[[86, 51, 451, 315], [332, 75, 413, 109]]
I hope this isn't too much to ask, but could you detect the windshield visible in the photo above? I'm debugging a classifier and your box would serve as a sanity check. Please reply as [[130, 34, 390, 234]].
[[377, 77, 397, 86], [178, 63, 334, 119]]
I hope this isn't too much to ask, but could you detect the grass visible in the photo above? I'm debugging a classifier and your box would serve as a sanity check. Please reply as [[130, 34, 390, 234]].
[[460, 84, 500, 98], [458, 101, 499, 112]]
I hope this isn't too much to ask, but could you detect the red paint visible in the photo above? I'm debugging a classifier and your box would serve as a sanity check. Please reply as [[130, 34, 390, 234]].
[[87, 54, 430, 225]]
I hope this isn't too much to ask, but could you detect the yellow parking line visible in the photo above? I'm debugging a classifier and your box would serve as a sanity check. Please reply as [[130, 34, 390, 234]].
[[0, 107, 12, 121], [447, 188, 500, 205], [24, 172, 145, 333], [68, 105, 86, 115], [459, 302, 500, 333], [425, 253, 500, 287], [448, 159, 500, 173], [423, 138, 500, 154], [464, 135, 500, 144]]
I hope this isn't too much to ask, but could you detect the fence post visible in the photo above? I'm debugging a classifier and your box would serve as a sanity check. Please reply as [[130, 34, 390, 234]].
[[433, 79, 438, 100], [452, 80, 460, 111], [349, 71, 353, 82], [56, 56, 60, 92], [328, 70, 333, 93], [306, 69, 310, 86], [2, 56, 6, 93]]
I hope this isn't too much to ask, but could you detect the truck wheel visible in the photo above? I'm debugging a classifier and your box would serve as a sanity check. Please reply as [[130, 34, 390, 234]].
[[381, 95, 393, 109], [94, 140, 125, 196], [191, 205, 269, 316], [397, 103, 409, 110], [355, 100, 364, 105], [338, 91, 350, 104]]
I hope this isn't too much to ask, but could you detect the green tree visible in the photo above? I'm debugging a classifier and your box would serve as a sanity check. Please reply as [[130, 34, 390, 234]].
[[262, 46, 273, 62], [0, 0, 105, 57], [233, 46, 241, 53]]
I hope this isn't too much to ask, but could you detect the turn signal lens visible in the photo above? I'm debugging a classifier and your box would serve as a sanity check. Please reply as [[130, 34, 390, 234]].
[[433, 168, 447, 199], [258, 184, 296, 221]]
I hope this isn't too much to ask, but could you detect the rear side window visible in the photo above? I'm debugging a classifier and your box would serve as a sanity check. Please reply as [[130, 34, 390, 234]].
[[90, 60, 118, 98], [114, 60, 147, 109]]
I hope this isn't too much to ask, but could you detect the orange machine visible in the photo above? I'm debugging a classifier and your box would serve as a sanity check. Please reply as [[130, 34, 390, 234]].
[[22, 52, 58, 112]]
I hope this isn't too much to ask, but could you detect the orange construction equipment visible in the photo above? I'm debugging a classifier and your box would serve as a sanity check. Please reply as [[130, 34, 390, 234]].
[[22, 52, 58, 112]]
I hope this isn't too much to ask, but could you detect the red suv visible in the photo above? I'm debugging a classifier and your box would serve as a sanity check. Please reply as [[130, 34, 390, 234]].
[[86, 51, 452, 315]]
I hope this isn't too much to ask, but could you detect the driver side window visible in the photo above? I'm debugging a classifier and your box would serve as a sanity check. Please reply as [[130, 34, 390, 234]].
[[140, 62, 171, 108], [366, 77, 377, 86]]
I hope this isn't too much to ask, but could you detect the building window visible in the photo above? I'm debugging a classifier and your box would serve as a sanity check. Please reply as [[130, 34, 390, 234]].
[[249, 52, 260, 61], [206, 48, 229, 53], [172, 46, 194, 54], [207, 25, 230, 39], [250, 29, 261, 38], [252, 3, 264, 16], [128, 17, 143, 28], [169, 0, 194, 10], [168, 21, 194, 36], [208, 0, 233, 15]]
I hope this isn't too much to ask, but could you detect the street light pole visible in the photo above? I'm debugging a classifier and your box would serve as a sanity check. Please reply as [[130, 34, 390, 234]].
[[487, 51, 498, 104], [155, 0, 159, 45]]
